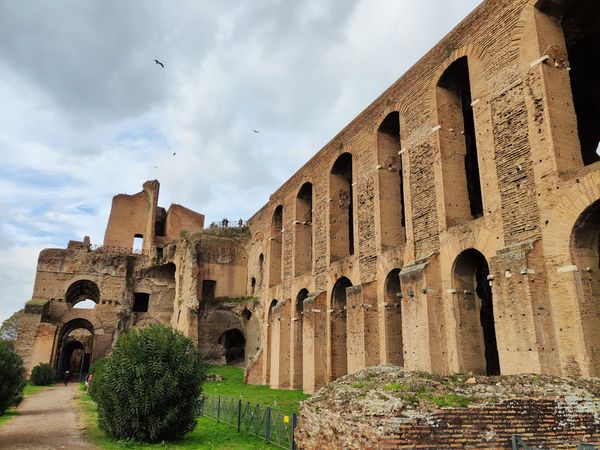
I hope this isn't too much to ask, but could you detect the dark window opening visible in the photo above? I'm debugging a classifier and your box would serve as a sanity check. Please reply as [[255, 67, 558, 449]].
[[133, 293, 150, 312], [155, 208, 167, 237], [378, 112, 406, 248], [296, 288, 309, 314], [218, 329, 246, 364], [295, 183, 313, 276], [437, 57, 484, 224], [330, 153, 354, 261], [242, 308, 252, 321], [331, 277, 352, 380], [156, 247, 163, 263], [201, 280, 216, 302], [562, 0, 600, 166], [250, 277, 256, 295], [269, 206, 283, 287]]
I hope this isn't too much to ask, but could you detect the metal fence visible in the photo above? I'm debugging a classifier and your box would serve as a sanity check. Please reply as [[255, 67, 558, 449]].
[[200, 394, 297, 449]]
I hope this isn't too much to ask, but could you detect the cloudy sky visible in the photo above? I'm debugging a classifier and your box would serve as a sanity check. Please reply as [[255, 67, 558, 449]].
[[0, 0, 481, 323]]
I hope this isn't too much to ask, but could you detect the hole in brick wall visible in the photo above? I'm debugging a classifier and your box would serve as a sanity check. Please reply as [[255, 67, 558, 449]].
[[265, 299, 278, 383], [377, 112, 406, 249], [201, 280, 216, 302], [133, 293, 150, 312], [133, 234, 143, 253], [437, 57, 484, 226], [330, 153, 354, 261], [295, 183, 313, 276], [384, 268, 404, 367], [452, 249, 500, 375], [258, 253, 264, 286], [218, 329, 246, 365], [242, 308, 252, 321], [250, 277, 256, 295], [562, 0, 600, 166], [331, 277, 352, 380], [269, 206, 283, 287], [296, 288, 309, 314]]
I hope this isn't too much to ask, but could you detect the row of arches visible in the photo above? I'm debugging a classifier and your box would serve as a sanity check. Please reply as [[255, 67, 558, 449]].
[[263, 3, 600, 288], [265, 248, 503, 388]]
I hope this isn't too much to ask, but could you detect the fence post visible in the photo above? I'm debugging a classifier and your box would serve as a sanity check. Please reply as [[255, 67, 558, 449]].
[[265, 407, 271, 443], [237, 399, 242, 432], [291, 412, 298, 450], [217, 395, 221, 424]]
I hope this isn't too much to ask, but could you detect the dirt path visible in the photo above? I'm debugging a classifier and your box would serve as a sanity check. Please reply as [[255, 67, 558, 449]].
[[0, 384, 96, 449]]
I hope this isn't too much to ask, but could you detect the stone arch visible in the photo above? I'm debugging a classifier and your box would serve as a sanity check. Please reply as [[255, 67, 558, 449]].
[[384, 269, 403, 366], [329, 153, 354, 261], [55, 318, 95, 379], [269, 206, 283, 287], [330, 277, 352, 381], [65, 279, 100, 306], [265, 299, 278, 383], [295, 182, 313, 276], [570, 199, 600, 376], [293, 288, 309, 388], [452, 248, 500, 375], [218, 328, 246, 365]]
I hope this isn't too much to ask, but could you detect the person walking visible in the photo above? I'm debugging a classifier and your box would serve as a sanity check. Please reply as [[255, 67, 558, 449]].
[[63, 369, 71, 386]]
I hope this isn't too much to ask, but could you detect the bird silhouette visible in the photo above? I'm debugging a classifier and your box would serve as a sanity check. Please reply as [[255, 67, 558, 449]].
[[173, 152, 176, 156], [253, 130, 260, 133], [154, 59, 165, 68]]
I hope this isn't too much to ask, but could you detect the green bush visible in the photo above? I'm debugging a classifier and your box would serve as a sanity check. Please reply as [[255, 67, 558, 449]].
[[0, 340, 25, 414], [30, 363, 56, 386], [94, 324, 207, 443], [87, 358, 109, 401]]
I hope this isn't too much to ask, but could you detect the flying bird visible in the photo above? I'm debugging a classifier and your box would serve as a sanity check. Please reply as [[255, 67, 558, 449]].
[[173, 152, 176, 156], [253, 130, 260, 133], [154, 59, 165, 68]]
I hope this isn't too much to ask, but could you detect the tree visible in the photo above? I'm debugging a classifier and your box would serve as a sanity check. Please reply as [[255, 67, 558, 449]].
[[0, 340, 25, 414], [0, 309, 23, 344], [94, 325, 207, 442]]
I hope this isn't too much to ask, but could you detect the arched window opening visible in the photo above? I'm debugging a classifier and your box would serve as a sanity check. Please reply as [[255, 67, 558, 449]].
[[437, 57, 484, 226], [558, 1, 600, 166], [296, 288, 309, 314], [570, 199, 600, 376], [218, 329, 246, 365], [331, 277, 352, 380], [265, 299, 278, 382], [133, 234, 144, 254], [133, 293, 150, 312], [452, 249, 499, 375], [258, 253, 264, 286], [65, 280, 100, 307], [330, 153, 354, 261], [384, 269, 404, 366], [378, 112, 406, 249], [269, 206, 283, 287], [293, 288, 308, 389], [295, 183, 313, 276]]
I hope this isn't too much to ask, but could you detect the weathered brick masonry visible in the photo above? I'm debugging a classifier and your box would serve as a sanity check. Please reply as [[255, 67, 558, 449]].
[[245, 0, 600, 391]]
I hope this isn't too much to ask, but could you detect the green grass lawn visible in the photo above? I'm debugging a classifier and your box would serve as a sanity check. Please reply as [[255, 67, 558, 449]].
[[203, 366, 308, 412], [0, 383, 56, 427], [78, 365, 309, 449]]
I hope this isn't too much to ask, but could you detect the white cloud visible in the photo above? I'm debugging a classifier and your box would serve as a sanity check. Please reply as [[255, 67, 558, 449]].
[[0, 0, 481, 323]]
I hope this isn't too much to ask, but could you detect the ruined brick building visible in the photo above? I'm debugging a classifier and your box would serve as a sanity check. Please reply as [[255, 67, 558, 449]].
[[16, 0, 600, 393]]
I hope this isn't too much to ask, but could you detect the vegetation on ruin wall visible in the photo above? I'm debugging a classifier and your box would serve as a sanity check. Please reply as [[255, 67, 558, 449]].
[[25, 298, 48, 306], [78, 365, 305, 449], [180, 226, 251, 241], [205, 296, 260, 307]]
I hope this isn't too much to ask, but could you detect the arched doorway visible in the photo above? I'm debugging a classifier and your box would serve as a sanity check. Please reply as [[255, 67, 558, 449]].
[[56, 318, 95, 380], [331, 277, 352, 380], [218, 329, 246, 365], [266, 300, 278, 382], [570, 199, 600, 376], [452, 249, 500, 375], [384, 269, 403, 366], [293, 289, 309, 387], [65, 280, 100, 307]]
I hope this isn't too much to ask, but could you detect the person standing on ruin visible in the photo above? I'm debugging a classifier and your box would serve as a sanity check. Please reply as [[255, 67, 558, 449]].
[[63, 369, 71, 386]]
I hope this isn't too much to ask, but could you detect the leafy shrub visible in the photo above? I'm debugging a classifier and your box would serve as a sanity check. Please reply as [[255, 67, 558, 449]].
[[87, 358, 109, 401], [0, 340, 25, 414], [30, 363, 56, 386], [94, 325, 207, 442]]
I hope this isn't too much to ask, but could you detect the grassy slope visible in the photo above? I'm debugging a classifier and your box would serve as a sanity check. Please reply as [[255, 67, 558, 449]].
[[0, 383, 56, 427], [203, 366, 308, 412], [78, 365, 309, 449]]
